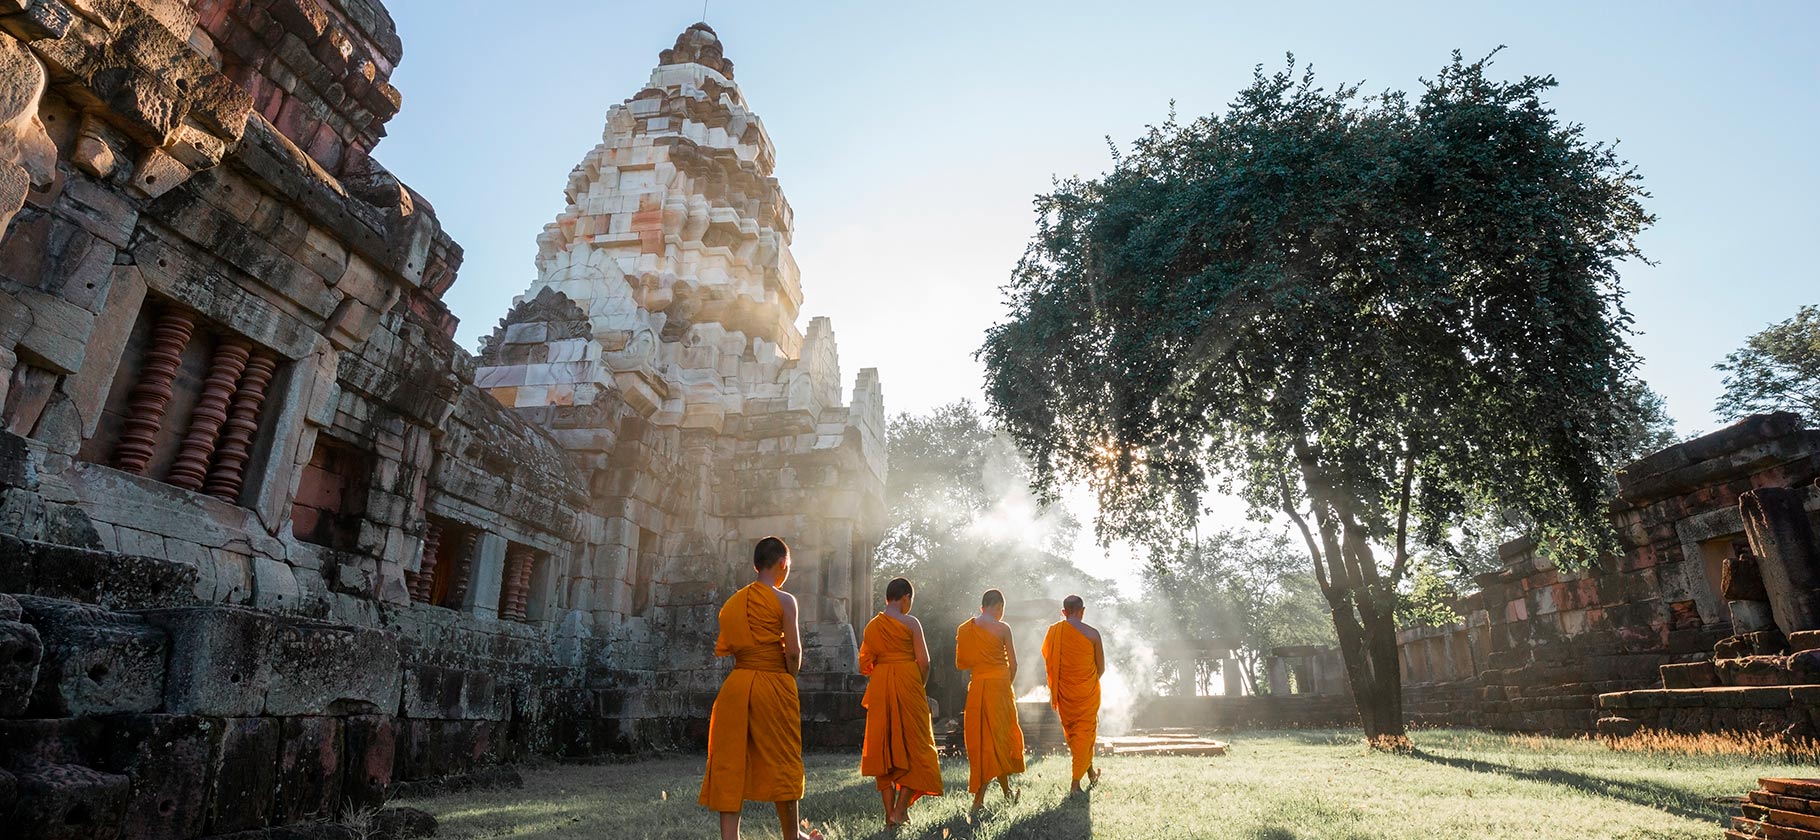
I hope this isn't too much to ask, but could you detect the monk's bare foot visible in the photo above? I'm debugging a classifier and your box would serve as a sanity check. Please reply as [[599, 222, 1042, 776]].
[[800, 831, 823, 840], [1008, 787, 1022, 805], [1087, 767, 1102, 789]]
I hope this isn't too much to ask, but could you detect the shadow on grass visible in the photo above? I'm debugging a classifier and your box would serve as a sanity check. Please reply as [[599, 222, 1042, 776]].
[[991, 790, 1092, 840], [1408, 748, 1723, 823]]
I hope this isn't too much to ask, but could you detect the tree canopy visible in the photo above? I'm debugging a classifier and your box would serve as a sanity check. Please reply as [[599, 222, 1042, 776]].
[[1715, 304, 1820, 426], [979, 51, 1654, 739]]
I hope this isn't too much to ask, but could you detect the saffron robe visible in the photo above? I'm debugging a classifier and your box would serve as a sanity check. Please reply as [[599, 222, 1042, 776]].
[[859, 612, 943, 796], [955, 618, 1026, 794], [699, 582, 803, 811], [1041, 620, 1101, 783]]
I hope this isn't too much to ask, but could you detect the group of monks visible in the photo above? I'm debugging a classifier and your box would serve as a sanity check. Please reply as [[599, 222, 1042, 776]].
[[697, 536, 1107, 839]]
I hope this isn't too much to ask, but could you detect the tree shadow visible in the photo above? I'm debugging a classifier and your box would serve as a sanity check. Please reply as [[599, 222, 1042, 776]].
[[993, 790, 1092, 840], [1407, 748, 1722, 823]]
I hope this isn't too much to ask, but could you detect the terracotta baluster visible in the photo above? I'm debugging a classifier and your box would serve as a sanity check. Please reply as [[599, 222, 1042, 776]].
[[167, 337, 250, 490], [501, 545, 536, 621], [442, 529, 478, 608], [408, 521, 442, 603], [114, 308, 197, 474], [203, 348, 276, 500]]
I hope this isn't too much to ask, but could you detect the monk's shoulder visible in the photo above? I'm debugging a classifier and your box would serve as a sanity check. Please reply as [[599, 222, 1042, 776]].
[[987, 619, 1013, 642], [773, 586, 798, 614], [1079, 622, 1102, 642]]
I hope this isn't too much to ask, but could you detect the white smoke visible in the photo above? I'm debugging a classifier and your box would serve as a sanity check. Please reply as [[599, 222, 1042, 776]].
[[963, 435, 1160, 737]]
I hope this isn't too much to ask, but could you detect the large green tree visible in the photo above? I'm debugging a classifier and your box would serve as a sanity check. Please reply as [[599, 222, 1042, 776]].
[[978, 53, 1653, 742], [1715, 304, 1820, 426]]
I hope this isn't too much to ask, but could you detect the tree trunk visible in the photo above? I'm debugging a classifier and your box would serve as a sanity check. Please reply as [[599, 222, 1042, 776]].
[[1285, 450, 1409, 745]]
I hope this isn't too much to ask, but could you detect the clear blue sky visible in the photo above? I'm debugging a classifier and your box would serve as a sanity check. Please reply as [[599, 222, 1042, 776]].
[[381, 0, 1818, 437]]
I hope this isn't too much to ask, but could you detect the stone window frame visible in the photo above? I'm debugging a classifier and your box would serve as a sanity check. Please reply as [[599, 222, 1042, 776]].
[[78, 294, 291, 508]]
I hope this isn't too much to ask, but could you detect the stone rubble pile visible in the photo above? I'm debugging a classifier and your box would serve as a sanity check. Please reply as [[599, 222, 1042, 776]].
[[1730, 778, 1820, 840]]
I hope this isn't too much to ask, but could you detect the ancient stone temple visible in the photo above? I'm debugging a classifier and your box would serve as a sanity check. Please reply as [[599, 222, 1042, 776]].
[[1399, 413, 1820, 736], [472, 22, 886, 681], [0, 3, 882, 836]]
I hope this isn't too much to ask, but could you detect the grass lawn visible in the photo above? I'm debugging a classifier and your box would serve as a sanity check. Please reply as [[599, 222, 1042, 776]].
[[408, 728, 1804, 839]]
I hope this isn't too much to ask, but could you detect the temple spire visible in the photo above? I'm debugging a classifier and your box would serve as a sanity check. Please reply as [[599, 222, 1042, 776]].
[[659, 22, 734, 78]]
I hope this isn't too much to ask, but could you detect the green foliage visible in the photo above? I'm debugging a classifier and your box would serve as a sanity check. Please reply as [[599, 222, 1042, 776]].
[[1444, 380, 1676, 577], [875, 401, 1115, 714], [980, 50, 1653, 565], [1396, 560, 1464, 628], [1715, 304, 1820, 426], [1142, 528, 1335, 692]]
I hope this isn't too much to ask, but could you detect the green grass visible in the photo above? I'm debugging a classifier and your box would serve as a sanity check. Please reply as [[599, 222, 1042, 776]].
[[409, 728, 1806, 839]]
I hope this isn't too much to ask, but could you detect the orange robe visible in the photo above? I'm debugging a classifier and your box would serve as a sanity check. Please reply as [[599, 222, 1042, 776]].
[[955, 618, 1026, 794], [699, 582, 802, 811], [1041, 620, 1101, 783], [859, 612, 943, 796]]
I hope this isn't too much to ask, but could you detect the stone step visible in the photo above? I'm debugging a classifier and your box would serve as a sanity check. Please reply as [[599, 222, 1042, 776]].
[[1765, 779, 1820, 800], [1793, 631, 1820, 653], [1746, 802, 1820, 833], [1756, 790, 1820, 816], [1599, 686, 1820, 710], [1733, 815, 1820, 840], [1659, 661, 1718, 689]]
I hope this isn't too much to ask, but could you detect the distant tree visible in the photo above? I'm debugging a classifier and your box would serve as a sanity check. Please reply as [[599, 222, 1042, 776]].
[[1715, 305, 1820, 426], [875, 401, 1115, 715], [979, 53, 1652, 743], [1143, 528, 1334, 694]]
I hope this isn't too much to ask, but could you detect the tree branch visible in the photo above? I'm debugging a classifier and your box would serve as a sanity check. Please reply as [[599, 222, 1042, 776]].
[[1389, 449, 1416, 585]]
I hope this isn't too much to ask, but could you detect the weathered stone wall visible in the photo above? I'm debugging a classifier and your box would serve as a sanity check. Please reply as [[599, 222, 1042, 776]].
[[1399, 413, 1820, 735], [0, 5, 880, 837]]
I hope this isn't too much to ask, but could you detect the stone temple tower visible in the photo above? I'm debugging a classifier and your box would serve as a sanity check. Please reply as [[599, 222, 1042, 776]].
[[474, 23, 886, 731]]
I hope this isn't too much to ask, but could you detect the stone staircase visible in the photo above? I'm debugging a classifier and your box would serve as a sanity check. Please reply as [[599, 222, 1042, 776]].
[[1599, 632, 1820, 738]]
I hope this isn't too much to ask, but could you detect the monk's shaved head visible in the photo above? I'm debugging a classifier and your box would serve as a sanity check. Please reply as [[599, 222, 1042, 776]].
[[886, 577, 914, 602], [753, 535, 789, 571], [982, 589, 1004, 609], [1063, 594, 1084, 614]]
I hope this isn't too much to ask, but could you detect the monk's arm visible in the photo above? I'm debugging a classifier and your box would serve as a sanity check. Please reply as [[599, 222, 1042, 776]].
[[1000, 624, 1018, 682], [1093, 635, 1107, 678], [910, 617, 931, 677], [780, 591, 803, 675]]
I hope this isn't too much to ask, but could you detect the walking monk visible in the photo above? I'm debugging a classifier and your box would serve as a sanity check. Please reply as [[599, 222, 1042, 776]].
[[860, 577, 943, 827], [699, 537, 821, 840], [1041, 594, 1105, 794], [955, 588, 1025, 816]]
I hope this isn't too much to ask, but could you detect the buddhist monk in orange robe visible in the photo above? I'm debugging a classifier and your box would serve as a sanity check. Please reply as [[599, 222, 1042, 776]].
[[1041, 594, 1105, 793], [700, 537, 821, 840], [955, 588, 1025, 815], [860, 576, 943, 827]]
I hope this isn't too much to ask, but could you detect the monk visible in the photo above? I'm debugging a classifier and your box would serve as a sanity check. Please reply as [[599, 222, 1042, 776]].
[[1041, 594, 1105, 794], [699, 536, 821, 840], [955, 588, 1025, 815], [860, 577, 943, 827]]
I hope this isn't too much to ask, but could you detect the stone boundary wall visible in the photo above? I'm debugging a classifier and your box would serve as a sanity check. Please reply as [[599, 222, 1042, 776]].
[[1398, 414, 1820, 735], [1134, 694, 1361, 731]]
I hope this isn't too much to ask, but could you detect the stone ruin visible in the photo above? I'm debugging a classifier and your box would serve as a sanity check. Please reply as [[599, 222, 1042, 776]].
[[1399, 412, 1820, 737], [0, 4, 882, 837]]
